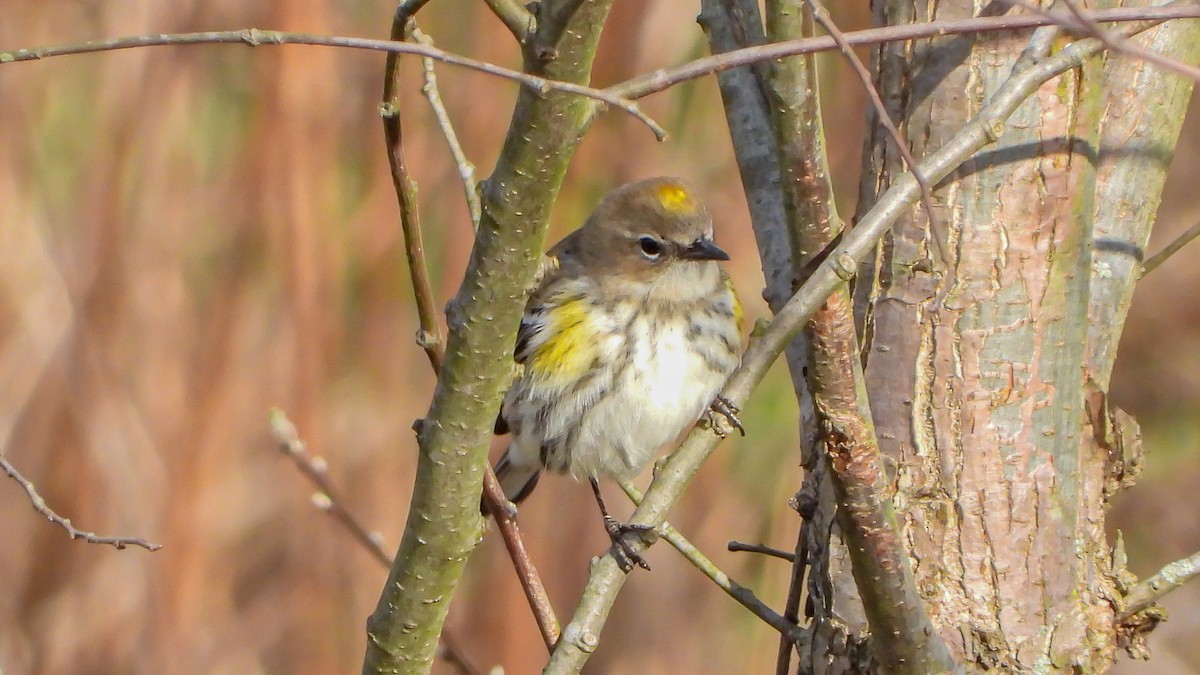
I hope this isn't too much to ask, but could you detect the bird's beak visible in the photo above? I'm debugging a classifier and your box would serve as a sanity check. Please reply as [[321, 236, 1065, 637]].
[[680, 238, 730, 262]]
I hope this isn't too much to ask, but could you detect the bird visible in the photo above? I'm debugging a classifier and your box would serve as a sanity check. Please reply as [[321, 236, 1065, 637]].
[[486, 176, 743, 571]]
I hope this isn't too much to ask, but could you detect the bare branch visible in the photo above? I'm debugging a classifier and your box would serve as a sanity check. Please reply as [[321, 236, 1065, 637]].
[[619, 482, 805, 646], [1013, 0, 1200, 84], [1142, 218, 1200, 276], [806, 0, 938, 232], [1120, 548, 1200, 620], [270, 409, 392, 567], [412, 27, 483, 229], [269, 409, 482, 675], [605, 5, 1200, 101], [0, 29, 666, 140], [727, 540, 796, 562], [382, 20, 445, 373], [1, 454, 161, 552], [481, 467, 561, 650]]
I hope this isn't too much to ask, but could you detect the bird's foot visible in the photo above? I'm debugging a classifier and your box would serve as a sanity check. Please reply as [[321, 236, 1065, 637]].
[[705, 395, 745, 438], [603, 514, 655, 573]]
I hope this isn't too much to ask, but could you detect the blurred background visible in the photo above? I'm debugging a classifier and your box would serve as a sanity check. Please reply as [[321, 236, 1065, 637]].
[[0, 1, 1196, 673]]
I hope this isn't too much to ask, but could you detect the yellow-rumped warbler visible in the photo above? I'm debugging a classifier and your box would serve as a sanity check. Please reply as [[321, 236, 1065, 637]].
[[488, 176, 744, 571]]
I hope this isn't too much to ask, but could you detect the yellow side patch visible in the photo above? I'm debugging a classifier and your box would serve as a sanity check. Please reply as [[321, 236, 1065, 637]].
[[528, 297, 596, 387], [725, 274, 744, 335], [656, 182, 697, 215]]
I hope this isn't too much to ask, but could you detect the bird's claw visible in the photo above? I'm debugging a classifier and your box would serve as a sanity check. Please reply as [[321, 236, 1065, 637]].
[[603, 515, 654, 572], [706, 395, 745, 438]]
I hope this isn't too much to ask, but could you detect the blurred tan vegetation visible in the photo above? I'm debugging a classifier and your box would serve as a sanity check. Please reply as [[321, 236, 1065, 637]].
[[0, 1, 1197, 673]]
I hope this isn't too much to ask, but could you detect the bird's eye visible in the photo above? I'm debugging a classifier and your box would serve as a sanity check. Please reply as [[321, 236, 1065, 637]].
[[638, 236, 664, 259]]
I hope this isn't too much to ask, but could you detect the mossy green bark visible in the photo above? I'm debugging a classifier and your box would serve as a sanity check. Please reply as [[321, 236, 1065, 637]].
[[362, 2, 614, 673]]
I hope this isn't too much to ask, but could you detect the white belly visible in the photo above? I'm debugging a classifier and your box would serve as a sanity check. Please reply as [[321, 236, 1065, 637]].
[[567, 319, 725, 480]]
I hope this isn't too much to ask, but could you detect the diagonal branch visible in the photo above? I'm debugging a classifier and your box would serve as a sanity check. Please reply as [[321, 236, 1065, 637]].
[[1, 454, 161, 551], [604, 4, 1200, 101], [1, 29, 666, 140], [269, 409, 483, 675], [544, 18, 1164, 673], [1014, 0, 1200, 84], [618, 482, 807, 646], [1142, 218, 1200, 276], [411, 27, 483, 230], [271, 409, 392, 567]]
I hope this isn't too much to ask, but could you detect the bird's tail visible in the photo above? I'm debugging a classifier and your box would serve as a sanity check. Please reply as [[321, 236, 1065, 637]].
[[480, 445, 541, 516]]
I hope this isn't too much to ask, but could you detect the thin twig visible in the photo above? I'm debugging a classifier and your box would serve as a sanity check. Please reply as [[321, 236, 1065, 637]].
[[270, 409, 392, 567], [0, 29, 666, 140], [1, 454, 161, 551], [412, 27, 483, 229], [806, 0, 939, 232], [2, 8, 1195, 137], [482, 0, 537, 43], [1120, 548, 1200, 620], [484, 468, 561, 650], [604, 5, 1200, 101], [381, 20, 445, 373], [1013, 0, 1200, 84], [380, 7, 560, 653], [1142, 218, 1200, 276], [775, 513, 810, 675], [269, 408, 483, 675], [727, 540, 796, 562], [619, 482, 805, 646]]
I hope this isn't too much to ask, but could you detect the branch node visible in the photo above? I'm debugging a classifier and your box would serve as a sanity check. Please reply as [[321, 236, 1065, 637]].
[[833, 252, 857, 280]]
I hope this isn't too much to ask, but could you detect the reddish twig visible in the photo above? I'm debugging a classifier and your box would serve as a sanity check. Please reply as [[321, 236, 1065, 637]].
[[1013, 0, 1200, 84], [482, 470, 561, 650], [0, 29, 665, 139], [1, 454, 161, 551], [806, 0, 939, 231], [606, 4, 1200, 101]]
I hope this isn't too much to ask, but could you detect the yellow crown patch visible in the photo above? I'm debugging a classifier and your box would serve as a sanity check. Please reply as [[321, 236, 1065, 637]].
[[655, 182, 697, 215]]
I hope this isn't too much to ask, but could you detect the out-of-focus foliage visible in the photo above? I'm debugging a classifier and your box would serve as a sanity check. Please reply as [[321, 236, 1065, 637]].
[[0, 1, 1195, 673]]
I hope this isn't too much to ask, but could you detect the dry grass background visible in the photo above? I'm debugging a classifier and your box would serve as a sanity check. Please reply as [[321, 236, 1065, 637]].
[[0, 1, 1197, 673]]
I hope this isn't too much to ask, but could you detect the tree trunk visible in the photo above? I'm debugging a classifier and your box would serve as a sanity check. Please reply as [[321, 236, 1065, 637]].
[[786, 1, 1199, 672]]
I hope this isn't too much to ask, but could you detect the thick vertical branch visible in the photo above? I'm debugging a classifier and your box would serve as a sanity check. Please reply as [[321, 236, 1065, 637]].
[[362, 2, 614, 672], [759, 1, 952, 671], [1087, 16, 1200, 387], [697, 3, 819, 671]]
